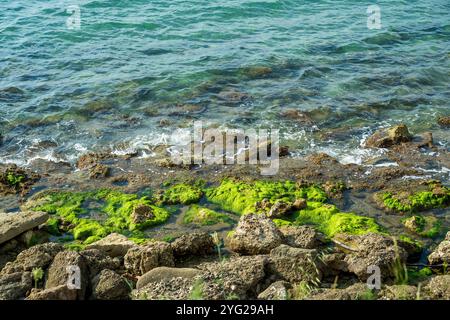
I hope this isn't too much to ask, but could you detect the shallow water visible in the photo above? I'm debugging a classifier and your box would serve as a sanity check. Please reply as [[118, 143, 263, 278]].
[[0, 0, 449, 165]]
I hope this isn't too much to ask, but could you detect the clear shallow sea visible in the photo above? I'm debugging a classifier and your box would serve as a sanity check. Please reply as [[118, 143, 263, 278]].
[[0, 0, 449, 166]]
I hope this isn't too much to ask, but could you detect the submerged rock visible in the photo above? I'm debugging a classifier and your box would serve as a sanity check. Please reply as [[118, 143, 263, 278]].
[[124, 242, 175, 276], [0, 211, 49, 245], [428, 232, 450, 265], [365, 124, 412, 148], [227, 214, 283, 255], [437, 116, 450, 128]]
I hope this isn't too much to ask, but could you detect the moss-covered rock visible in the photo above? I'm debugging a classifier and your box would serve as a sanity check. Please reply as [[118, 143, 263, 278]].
[[161, 184, 203, 205], [29, 189, 170, 244], [183, 205, 233, 226], [402, 215, 441, 238]]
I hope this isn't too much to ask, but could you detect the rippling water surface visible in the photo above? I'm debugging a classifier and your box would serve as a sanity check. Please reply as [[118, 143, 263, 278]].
[[0, 0, 449, 165]]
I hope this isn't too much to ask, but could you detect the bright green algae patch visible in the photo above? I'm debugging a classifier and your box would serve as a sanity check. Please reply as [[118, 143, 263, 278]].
[[161, 184, 203, 205], [274, 201, 383, 238], [183, 205, 233, 226], [31, 189, 170, 244], [205, 179, 327, 215], [402, 215, 441, 238], [381, 184, 450, 213]]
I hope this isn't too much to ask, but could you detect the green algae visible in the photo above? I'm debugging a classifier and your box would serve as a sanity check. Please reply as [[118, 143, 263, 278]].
[[31, 189, 170, 244], [402, 215, 441, 238], [184, 205, 233, 226], [161, 184, 203, 205], [6, 171, 25, 187], [293, 202, 383, 238], [381, 185, 450, 213], [205, 179, 327, 215]]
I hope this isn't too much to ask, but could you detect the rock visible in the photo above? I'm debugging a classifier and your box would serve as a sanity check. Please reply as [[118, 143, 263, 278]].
[[437, 116, 450, 128], [365, 124, 412, 148], [279, 226, 322, 249], [403, 216, 422, 233], [199, 255, 267, 299], [45, 251, 89, 300], [137, 267, 200, 290], [292, 198, 307, 210], [309, 283, 374, 300], [268, 245, 322, 283], [26, 284, 77, 300], [379, 285, 418, 300], [79, 249, 121, 278], [0, 165, 40, 196], [307, 153, 338, 166], [132, 276, 196, 300], [218, 89, 251, 104], [321, 253, 348, 276], [171, 232, 215, 258], [227, 214, 283, 255], [339, 233, 408, 281], [280, 109, 315, 126], [91, 269, 130, 300], [0, 243, 63, 275], [0, 272, 32, 300], [428, 232, 450, 265], [257, 281, 291, 300], [0, 211, 49, 245], [130, 205, 155, 225], [124, 241, 175, 276], [266, 201, 293, 219], [86, 233, 137, 257], [76, 152, 107, 170], [424, 275, 450, 300], [88, 164, 110, 179]]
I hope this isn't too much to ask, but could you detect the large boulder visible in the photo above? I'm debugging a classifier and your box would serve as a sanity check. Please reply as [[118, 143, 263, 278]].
[[45, 251, 89, 300], [85, 233, 137, 257], [279, 225, 323, 249], [137, 267, 200, 290], [0, 211, 48, 245], [171, 232, 215, 258], [91, 269, 130, 300], [0, 243, 63, 275], [227, 214, 283, 255], [79, 249, 121, 279], [0, 272, 32, 300], [268, 245, 322, 283], [428, 232, 450, 265], [338, 233, 408, 281], [124, 241, 174, 276], [365, 124, 412, 148], [26, 284, 77, 300]]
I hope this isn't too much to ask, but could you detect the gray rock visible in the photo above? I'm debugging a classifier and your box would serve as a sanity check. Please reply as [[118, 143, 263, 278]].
[[0, 272, 32, 300], [227, 214, 283, 255], [0, 243, 63, 275], [80, 249, 121, 279], [428, 232, 450, 265], [91, 269, 130, 300], [124, 241, 174, 276], [423, 275, 450, 300], [26, 284, 77, 300], [171, 232, 215, 258], [268, 245, 322, 283], [85, 233, 137, 257], [137, 267, 200, 290], [309, 283, 374, 300], [0, 211, 48, 245], [257, 281, 291, 300], [45, 251, 89, 300], [280, 225, 322, 249]]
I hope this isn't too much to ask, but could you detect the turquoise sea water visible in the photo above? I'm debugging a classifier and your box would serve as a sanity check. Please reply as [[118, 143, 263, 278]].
[[0, 0, 449, 165]]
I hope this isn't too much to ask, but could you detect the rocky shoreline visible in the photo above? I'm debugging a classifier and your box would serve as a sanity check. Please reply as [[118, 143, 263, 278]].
[[0, 124, 449, 300]]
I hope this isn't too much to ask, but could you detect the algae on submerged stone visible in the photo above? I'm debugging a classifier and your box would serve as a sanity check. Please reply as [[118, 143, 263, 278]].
[[183, 205, 233, 226]]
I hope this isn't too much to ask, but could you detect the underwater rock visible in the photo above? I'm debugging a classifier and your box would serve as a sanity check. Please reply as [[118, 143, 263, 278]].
[[365, 124, 412, 148], [124, 242, 175, 276], [0, 211, 49, 245], [0, 272, 32, 300], [171, 232, 215, 258], [268, 245, 322, 283], [339, 233, 408, 281], [45, 251, 89, 300], [279, 225, 323, 249], [428, 232, 450, 265], [136, 267, 200, 290], [280, 109, 316, 127], [86, 233, 137, 258], [91, 269, 130, 300], [257, 281, 291, 300], [227, 214, 283, 255], [26, 284, 77, 300], [217, 88, 251, 104], [437, 116, 450, 128], [0, 243, 63, 275]]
